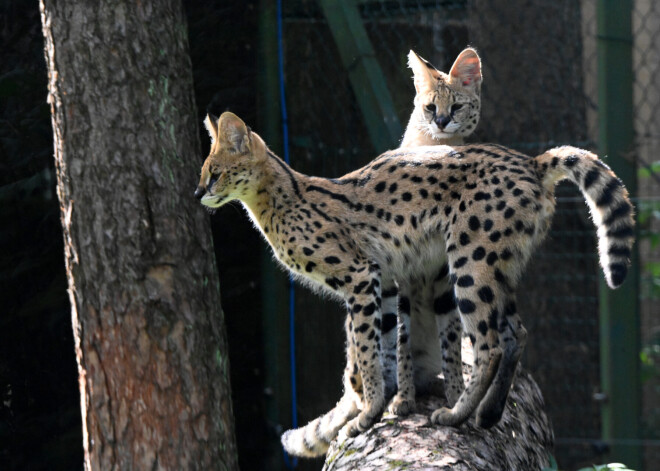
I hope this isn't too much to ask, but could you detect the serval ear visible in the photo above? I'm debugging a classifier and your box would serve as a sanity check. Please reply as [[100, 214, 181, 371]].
[[449, 48, 482, 93], [218, 112, 250, 154], [408, 50, 440, 94], [204, 113, 219, 146]]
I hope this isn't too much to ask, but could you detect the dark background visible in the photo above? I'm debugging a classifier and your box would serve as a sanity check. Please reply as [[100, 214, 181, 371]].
[[2, 1, 658, 470]]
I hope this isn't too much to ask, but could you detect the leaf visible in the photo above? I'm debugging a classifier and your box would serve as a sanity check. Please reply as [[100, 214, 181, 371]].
[[638, 160, 660, 179]]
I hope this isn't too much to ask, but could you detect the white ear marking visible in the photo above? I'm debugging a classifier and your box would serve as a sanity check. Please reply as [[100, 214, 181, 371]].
[[204, 114, 219, 145], [408, 50, 439, 94]]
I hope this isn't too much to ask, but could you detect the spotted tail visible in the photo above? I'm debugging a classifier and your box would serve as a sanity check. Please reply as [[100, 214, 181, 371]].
[[280, 392, 359, 458], [536, 146, 635, 288]]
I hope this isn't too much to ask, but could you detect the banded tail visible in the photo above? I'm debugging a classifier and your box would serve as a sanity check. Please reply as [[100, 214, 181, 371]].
[[536, 146, 635, 288], [280, 392, 360, 458]]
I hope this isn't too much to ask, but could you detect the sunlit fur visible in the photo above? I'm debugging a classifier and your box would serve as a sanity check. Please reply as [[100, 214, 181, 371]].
[[197, 112, 634, 457]]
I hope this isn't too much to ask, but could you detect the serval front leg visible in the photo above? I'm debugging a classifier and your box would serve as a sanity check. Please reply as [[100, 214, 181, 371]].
[[339, 263, 386, 438]]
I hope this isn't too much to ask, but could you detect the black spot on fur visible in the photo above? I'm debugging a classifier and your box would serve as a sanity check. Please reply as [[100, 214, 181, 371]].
[[458, 299, 476, 314], [434, 291, 456, 315], [478, 286, 495, 303], [356, 322, 370, 333], [398, 296, 411, 314], [382, 313, 397, 333], [564, 155, 578, 167], [353, 281, 369, 294], [472, 246, 486, 260], [454, 257, 468, 269], [363, 303, 377, 316], [457, 275, 475, 287], [460, 232, 470, 246], [478, 320, 488, 335]]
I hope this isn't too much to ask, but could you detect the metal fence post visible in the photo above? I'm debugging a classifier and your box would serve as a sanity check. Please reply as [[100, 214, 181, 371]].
[[319, 0, 402, 152], [597, 1, 641, 468]]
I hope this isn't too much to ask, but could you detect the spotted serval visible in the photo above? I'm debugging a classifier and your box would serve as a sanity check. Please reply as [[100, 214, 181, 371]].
[[195, 112, 634, 452], [280, 47, 484, 457]]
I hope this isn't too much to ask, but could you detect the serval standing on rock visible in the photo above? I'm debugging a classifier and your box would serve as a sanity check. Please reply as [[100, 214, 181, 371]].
[[195, 111, 634, 455]]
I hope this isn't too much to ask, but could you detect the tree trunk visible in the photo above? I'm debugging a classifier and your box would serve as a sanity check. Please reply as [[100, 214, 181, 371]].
[[39, 1, 238, 469], [324, 341, 555, 470]]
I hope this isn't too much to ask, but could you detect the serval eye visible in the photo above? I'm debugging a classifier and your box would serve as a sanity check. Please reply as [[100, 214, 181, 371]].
[[450, 103, 464, 114], [208, 172, 220, 188], [425, 103, 436, 114]]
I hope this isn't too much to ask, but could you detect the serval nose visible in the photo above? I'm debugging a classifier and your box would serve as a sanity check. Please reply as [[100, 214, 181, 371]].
[[194, 186, 205, 199], [435, 114, 451, 129]]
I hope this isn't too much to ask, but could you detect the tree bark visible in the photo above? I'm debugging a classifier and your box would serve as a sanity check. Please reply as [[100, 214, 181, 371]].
[[39, 1, 238, 469], [324, 341, 555, 470]]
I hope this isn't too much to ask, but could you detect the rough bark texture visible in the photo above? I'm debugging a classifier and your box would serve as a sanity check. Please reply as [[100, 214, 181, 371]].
[[39, 1, 238, 469], [324, 341, 554, 470]]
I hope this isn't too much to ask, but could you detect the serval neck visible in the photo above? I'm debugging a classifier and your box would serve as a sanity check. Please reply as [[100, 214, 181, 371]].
[[242, 149, 319, 252]]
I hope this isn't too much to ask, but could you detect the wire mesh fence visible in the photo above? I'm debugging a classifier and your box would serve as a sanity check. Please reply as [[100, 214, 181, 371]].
[[633, 1, 660, 469], [274, 1, 659, 469]]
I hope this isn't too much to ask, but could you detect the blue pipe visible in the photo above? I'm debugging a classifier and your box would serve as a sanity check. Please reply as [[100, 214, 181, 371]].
[[277, 0, 298, 468]]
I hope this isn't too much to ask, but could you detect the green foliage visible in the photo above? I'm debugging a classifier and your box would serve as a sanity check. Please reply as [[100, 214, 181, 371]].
[[641, 327, 660, 381], [637, 160, 660, 180], [637, 162, 660, 299]]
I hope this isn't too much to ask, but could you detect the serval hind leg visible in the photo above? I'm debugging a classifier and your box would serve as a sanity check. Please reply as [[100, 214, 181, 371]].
[[476, 297, 527, 428]]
